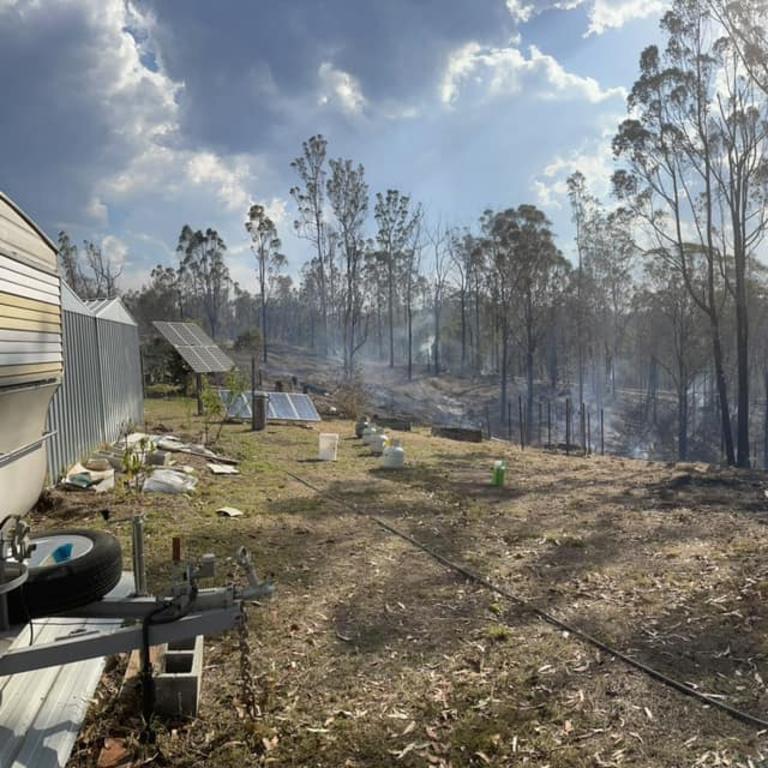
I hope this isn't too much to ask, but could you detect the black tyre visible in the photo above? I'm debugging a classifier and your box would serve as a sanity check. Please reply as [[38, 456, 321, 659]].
[[7, 528, 122, 623]]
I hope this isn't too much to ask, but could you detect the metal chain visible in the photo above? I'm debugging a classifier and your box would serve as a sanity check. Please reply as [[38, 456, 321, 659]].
[[236, 602, 259, 718]]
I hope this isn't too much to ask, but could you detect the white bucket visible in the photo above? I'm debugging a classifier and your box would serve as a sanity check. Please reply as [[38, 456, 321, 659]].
[[318, 433, 339, 461]]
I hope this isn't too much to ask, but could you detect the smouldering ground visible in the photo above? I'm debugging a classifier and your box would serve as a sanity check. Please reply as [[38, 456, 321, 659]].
[[42, 398, 768, 766]]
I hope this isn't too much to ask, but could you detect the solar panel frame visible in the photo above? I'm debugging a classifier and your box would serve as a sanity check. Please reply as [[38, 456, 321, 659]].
[[153, 321, 234, 373], [216, 389, 321, 422]]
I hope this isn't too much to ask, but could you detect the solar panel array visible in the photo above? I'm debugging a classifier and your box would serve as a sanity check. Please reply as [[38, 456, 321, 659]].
[[153, 321, 234, 373], [218, 390, 321, 422]]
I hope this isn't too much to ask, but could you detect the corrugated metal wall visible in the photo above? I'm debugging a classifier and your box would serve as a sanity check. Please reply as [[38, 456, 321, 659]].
[[47, 311, 103, 481], [96, 318, 144, 442], [46, 303, 143, 481]]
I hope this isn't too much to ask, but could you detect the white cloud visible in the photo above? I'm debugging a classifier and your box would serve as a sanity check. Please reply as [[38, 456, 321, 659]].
[[5, 0, 267, 227], [505, 0, 536, 23], [101, 234, 129, 268], [317, 61, 367, 115], [440, 42, 625, 106], [531, 120, 620, 208], [585, 0, 667, 35], [503, 0, 667, 36]]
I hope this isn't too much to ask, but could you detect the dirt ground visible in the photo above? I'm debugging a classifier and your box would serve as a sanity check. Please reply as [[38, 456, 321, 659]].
[[40, 398, 768, 767]]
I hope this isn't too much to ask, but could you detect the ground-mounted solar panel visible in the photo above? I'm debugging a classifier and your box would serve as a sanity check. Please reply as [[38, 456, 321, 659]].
[[153, 320, 234, 373], [268, 392, 299, 420], [217, 389, 321, 422]]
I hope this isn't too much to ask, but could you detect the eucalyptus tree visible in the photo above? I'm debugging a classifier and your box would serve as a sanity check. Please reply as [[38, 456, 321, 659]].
[[246, 203, 286, 363], [404, 212, 425, 381], [612, 8, 738, 463], [642, 253, 707, 459], [708, 0, 768, 95], [327, 158, 369, 374], [291, 135, 330, 353], [426, 219, 451, 376], [374, 189, 420, 368], [176, 225, 230, 339], [567, 171, 591, 406], [449, 229, 481, 372], [57, 232, 86, 296], [511, 205, 568, 433]]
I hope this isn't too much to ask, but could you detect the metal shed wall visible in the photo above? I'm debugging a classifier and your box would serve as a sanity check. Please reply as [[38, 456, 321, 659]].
[[96, 318, 144, 443], [46, 291, 143, 481], [46, 309, 104, 481]]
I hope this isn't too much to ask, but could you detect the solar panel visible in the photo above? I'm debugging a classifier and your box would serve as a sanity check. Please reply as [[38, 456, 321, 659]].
[[153, 321, 234, 373], [217, 390, 321, 422]]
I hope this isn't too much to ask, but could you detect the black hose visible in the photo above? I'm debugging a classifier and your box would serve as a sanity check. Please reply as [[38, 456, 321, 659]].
[[285, 470, 768, 731]]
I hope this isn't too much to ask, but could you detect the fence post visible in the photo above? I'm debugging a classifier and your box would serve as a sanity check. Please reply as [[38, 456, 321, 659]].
[[587, 409, 591, 456], [565, 398, 571, 455], [547, 399, 552, 448], [580, 402, 586, 453], [518, 395, 525, 450], [538, 400, 542, 446], [600, 408, 605, 455], [251, 356, 257, 432], [507, 400, 512, 441]]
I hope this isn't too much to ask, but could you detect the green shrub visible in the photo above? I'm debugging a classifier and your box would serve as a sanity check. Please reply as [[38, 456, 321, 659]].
[[145, 383, 181, 398]]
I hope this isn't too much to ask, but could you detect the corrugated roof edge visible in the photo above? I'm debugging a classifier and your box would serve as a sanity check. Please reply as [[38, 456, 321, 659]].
[[61, 282, 93, 316], [84, 297, 138, 326], [0, 191, 58, 256]]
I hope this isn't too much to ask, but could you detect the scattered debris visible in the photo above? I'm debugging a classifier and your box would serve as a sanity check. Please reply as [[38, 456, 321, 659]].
[[216, 506, 244, 517], [431, 425, 483, 443], [207, 463, 240, 475], [62, 461, 115, 493], [142, 468, 198, 494]]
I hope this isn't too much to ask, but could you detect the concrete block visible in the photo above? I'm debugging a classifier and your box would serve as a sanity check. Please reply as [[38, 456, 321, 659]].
[[154, 635, 203, 718]]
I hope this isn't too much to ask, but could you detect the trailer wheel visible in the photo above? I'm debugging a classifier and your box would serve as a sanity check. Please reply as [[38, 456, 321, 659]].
[[7, 529, 122, 623]]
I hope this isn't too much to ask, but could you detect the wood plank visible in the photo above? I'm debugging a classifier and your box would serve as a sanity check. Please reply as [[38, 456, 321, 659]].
[[0, 317, 61, 334], [0, 254, 59, 288], [0, 330, 61, 344], [0, 352, 62, 366], [0, 267, 59, 305], [0, 362, 62, 379], [0, 199, 57, 272], [0, 293, 61, 317]]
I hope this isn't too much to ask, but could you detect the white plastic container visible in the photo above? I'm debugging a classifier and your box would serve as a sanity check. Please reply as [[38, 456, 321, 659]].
[[370, 433, 388, 456], [381, 439, 405, 469], [318, 433, 339, 461], [362, 426, 378, 445]]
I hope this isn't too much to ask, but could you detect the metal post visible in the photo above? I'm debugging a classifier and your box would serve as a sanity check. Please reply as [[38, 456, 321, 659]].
[[196, 373, 203, 416], [0, 539, 8, 632], [565, 398, 571, 455], [507, 401, 512, 441], [518, 395, 525, 450], [580, 402, 586, 453], [251, 356, 257, 432], [131, 514, 148, 597], [547, 399, 552, 448], [538, 400, 542, 446], [600, 408, 605, 455], [587, 410, 591, 456], [485, 405, 492, 439]]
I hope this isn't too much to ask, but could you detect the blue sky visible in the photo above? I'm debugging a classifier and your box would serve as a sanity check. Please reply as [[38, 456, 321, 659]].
[[0, 0, 665, 292]]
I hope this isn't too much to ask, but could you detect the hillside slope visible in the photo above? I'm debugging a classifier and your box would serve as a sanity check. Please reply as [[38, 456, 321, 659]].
[[43, 398, 768, 767]]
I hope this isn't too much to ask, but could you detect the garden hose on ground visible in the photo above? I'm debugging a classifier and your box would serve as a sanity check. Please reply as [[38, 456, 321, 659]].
[[284, 469, 768, 731]]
